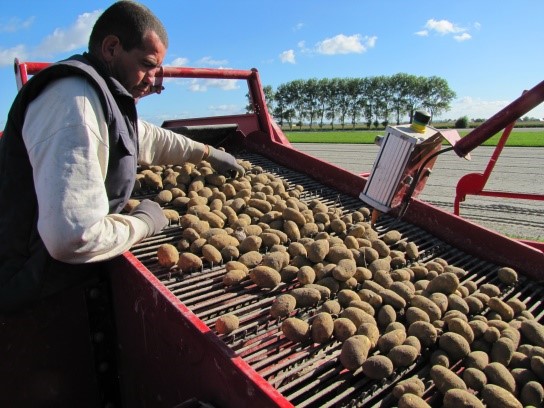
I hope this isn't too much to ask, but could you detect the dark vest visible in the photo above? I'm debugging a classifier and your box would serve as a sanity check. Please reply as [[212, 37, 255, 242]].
[[0, 53, 138, 313]]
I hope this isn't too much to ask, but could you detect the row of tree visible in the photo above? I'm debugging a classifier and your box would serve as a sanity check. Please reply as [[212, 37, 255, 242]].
[[254, 73, 456, 130]]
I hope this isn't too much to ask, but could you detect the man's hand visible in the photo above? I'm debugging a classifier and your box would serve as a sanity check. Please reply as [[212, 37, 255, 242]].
[[129, 199, 168, 237], [207, 146, 245, 178]]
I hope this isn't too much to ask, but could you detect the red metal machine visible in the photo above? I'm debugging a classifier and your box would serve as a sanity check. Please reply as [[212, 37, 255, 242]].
[[1, 60, 543, 408]]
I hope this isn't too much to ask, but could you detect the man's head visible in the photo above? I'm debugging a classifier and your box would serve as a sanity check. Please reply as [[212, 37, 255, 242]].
[[89, 1, 168, 98]]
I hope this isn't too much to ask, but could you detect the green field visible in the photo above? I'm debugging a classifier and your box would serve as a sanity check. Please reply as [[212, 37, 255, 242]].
[[285, 129, 544, 147]]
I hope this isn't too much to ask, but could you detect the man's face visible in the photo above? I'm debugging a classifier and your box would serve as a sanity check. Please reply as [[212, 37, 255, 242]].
[[108, 30, 166, 99]]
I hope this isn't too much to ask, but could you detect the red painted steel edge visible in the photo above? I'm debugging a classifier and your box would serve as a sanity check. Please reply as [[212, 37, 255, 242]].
[[109, 251, 293, 408]]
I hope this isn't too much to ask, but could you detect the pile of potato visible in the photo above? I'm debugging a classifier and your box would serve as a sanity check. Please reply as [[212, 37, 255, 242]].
[[130, 157, 544, 408]]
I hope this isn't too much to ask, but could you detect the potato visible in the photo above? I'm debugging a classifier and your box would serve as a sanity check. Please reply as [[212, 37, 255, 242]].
[[297, 265, 316, 285], [380, 289, 406, 310], [336, 289, 359, 308], [201, 244, 222, 264], [319, 299, 342, 315], [407, 321, 438, 348], [491, 337, 515, 366], [398, 394, 430, 408], [357, 288, 383, 309], [411, 295, 442, 322], [530, 355, 544, 381], [303, 283, 331, 300], [377, 304, 396, 329], [430, 365, 467, 394], [382, 229, 402, 245], [238, 251, 262, 268], [349, 300, 375, 316], [481, 384, 522, 408], [497, 266, 518, 285], [484, 362, 517, 394], [439, 332, 471, 361], [520, 320, 544, 347], [307, 239, 330, 263], [249, 266, 281, 289], [406, 307, 430, 326], [443, 389, 484, 408], [221, 245, 239, 261], [378, 328, 406, 354], [392, 376, 425, 399], [282, 317, 310, 342], [311, 312, 334, 343], [215, 314, 239, 335], [222, 269, 247, 286], [326, 245, 354, 264], [177, 252, 203, 272], [341, 307, 376, 328], [289, 287, 321, 308], [462, 367, 487, 391], [388, 345, 419, 368], [371, 239, 390, 258], [356, 323, 380, 348], [270, 294, 297, 319], [208, 234, 240, 251], [404, 336, 422, 354], [334, 318, 357, 342], [427, 272, 459, 295], [361, 355, 394, 379], [448, 317, 474, 343], [405, 241, 419, 260], [156, 243, 179, 268], [239, 236, 262, 253], [332, 259, 357, 282], [430, 349, 450, 368], [520, 381, 544, 407], [225, 260, 248, 274], [447, 294, 469, 315], [262, 251, 289, 272], [340, 335, 372, 371], [488, 297, 515, 321], [479, 283, 501, 297], [309, 276, 337, 295]]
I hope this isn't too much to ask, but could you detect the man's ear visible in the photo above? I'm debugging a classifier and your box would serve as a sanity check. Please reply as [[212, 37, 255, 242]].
[[101, 35, 121, 62]]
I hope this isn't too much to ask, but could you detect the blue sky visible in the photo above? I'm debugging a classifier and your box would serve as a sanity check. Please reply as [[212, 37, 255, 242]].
[[1, 0, 543, 129]]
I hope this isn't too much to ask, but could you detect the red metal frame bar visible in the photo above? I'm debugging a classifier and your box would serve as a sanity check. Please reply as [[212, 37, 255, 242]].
[[12, 59, 288, 146], [454, 120, 544, 215]]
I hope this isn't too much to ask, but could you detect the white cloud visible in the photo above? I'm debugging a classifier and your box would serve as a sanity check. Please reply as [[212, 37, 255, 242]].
[[35, 10, 101, 57], [0, 16, 35, 33], [169, 57, 189, 66], [280, 49, 296, 64], [0, 44, 28, 67], [454, 33, 472, 42], [188, 77, 239, 92], [418, 19, 473, 42], [425, 19, 464, 35], [208, 104, 244, 115], [293, 22, 304, 31], [436, 96, 510, 120], [315, 34, 376, 55], [197, 56, 228, 66], [0, 10, 100, 67]]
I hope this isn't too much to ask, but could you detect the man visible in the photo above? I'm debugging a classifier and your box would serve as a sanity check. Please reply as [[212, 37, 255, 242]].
[[0, 1, 244, 312]]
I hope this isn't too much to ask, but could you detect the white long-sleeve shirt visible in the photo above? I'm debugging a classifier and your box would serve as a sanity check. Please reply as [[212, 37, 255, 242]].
[[22, 76, 206, 264]]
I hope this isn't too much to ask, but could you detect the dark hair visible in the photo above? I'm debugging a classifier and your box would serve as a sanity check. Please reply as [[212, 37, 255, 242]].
[[88, 1, 168, 54]]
